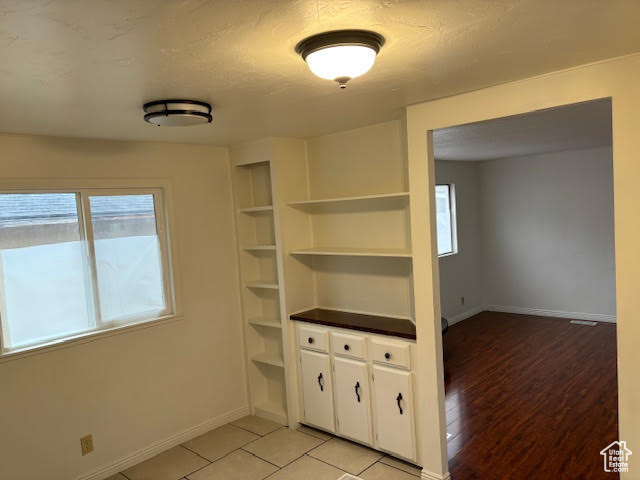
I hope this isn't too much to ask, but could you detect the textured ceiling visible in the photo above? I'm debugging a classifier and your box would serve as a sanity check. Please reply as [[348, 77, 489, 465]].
[[0, 0, 639, 145], [434, 99, 612, 161]]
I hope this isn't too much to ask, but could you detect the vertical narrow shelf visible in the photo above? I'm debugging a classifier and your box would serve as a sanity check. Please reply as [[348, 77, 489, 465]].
[[230, 148, 289, 426]]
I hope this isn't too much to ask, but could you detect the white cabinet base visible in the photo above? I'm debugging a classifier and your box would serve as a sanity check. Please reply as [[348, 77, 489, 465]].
[[296, 322, 418, 464]]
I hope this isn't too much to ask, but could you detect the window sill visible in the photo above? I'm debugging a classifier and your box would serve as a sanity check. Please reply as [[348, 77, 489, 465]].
[[438, 251, 458, 258], [0, 314, 183, 364]]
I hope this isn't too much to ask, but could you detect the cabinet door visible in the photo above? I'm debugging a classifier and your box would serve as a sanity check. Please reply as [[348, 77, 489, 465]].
[[334, 357, 372, 445], [300, 349, 335, 432], [372, 365, 416, 461]]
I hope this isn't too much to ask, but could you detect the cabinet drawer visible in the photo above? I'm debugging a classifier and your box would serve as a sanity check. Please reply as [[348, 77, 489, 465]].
[[331, 331, 366, 359], [370, 338, 411, 370], [298, 324, 329, 352]]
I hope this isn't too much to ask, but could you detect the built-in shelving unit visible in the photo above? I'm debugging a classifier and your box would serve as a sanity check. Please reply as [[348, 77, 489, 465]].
[[230, 148, 289, 426], [229, 124, 415, 431], [275, 121, 415, 331]]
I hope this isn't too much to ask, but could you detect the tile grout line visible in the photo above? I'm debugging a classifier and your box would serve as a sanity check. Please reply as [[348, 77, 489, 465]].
[[378, 457, 422, 477], [368, 459, 422, 478], [229, 421, 280, 437], [175, 444, 215, 479], [178, 443, 213, 463], [239, 425, 335, 472], [304, 453, 355, 475], [253, 432, 339, 479], [181, 436, 270, 475]]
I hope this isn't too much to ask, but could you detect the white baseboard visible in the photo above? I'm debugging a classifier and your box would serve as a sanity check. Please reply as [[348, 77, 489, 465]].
[[485, 305, 616, 323], [421, 470, 451, 480], [76, 405, 250, 480], [446, 305, 484, 326]]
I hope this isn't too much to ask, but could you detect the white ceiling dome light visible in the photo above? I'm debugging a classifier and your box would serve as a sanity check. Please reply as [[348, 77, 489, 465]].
[[143, 100, 213, 126], [296, 30, 385, 88]]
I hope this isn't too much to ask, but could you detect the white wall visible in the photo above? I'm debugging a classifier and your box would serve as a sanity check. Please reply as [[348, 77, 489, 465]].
[[0, 134, 248, 480], [435, 161, 483, 322], [480, 147, 616, 319]]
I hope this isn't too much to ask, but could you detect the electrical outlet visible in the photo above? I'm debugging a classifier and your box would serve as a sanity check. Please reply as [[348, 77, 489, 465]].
[[80, 434, 93, 456], [461, 296, 465, 305]]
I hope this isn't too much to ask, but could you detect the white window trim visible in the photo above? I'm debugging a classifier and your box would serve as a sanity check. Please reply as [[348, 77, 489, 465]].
[[436, 183, 458, 258], [0, 178, 183, 362]]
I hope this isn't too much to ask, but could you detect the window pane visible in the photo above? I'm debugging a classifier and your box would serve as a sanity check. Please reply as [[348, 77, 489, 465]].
[[0, 194, 94, 349], [435, 185, 453, 255], [89, 194, 166, 322]]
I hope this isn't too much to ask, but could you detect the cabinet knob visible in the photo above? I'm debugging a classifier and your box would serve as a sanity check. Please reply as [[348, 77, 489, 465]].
[[344, 344, 350, 351], [317, 372, 324, 391], [308, 337, 314, 344], [384, 352, 391, 360]]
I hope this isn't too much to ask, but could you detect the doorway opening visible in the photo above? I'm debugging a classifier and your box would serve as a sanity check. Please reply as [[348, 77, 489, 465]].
[[432, 99, 618, 479]]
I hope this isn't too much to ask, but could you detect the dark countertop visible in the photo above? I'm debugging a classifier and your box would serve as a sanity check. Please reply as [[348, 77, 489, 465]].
[[290, 308, 416, 340]]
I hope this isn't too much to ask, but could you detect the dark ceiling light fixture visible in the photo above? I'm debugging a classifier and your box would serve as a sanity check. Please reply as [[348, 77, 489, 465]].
[[143, 100, 213, 126], [295, 29, 385, 88]]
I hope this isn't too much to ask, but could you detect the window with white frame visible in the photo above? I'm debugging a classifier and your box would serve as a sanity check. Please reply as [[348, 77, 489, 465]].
[[435, 184, 457, 256], [0, 189, 174, 354]]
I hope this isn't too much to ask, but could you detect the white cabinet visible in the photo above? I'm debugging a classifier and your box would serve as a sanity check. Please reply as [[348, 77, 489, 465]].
[[296, 322, 418, 465], [334, 357, 372, 444], [299, 349, 335, 432], [372, 365, 416, 461]]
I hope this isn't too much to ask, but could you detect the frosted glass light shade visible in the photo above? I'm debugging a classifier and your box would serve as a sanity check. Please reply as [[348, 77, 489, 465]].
[[305, 45, 378, 81]]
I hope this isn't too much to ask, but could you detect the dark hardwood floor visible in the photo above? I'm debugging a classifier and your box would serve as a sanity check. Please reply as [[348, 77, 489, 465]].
[[443, 311, 618, 480]]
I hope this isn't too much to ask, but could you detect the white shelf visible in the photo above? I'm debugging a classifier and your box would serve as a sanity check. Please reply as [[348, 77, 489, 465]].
[[235, 159, 270, 168], [253, 400, 287, 425], [238, 205, 273, 213], [243, 245, 277, 251], [287, 192, 409, 207], [246, 281, 280, 290], [251, 352, 284, 368], [289, 247, 412, 258], [248, 317, 282, 329]]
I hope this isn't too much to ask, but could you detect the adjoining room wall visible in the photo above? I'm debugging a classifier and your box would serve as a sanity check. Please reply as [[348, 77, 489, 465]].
[[0, 134, 248, 480], [435, 161, 483, 323], [480, 147, 616, 320]]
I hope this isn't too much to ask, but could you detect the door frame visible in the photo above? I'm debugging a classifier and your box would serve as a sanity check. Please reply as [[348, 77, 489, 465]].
[[407, 53, 640, 480]]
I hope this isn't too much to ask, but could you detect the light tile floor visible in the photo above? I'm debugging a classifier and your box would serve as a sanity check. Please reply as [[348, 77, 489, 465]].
[[108, 416, 422, 480]]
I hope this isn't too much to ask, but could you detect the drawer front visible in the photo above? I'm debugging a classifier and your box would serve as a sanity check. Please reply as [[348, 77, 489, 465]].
[[298, 324, 329, 352], [331, 331, 366, 359], [370, 338, 411, 370]]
